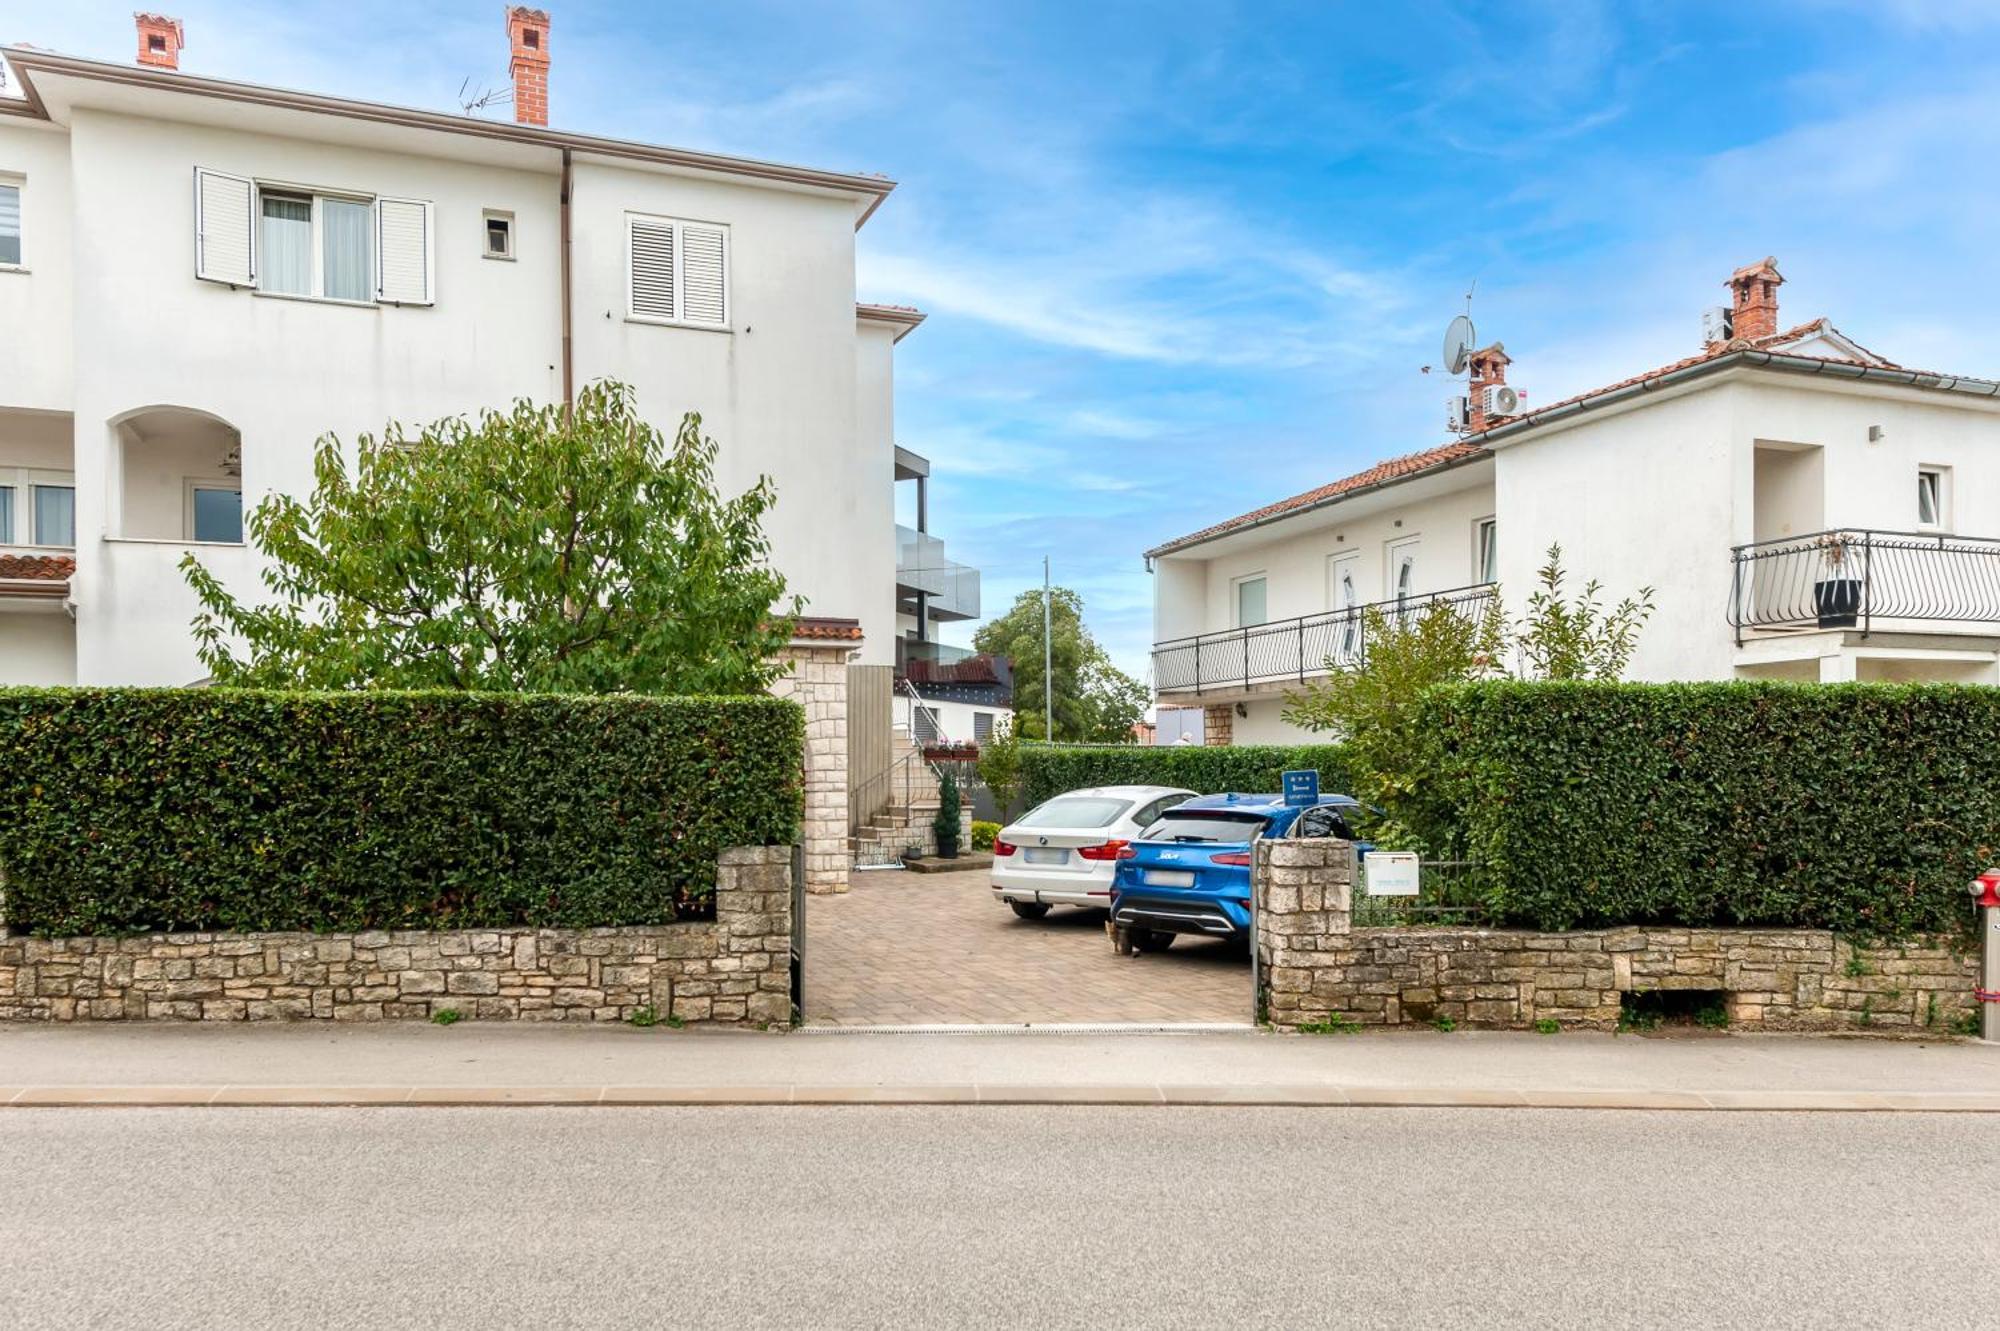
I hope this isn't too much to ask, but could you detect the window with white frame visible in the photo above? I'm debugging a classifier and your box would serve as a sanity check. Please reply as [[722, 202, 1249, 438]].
[[1234, 575, 1268, 628], [483, 210, 514, 260], [1475, 517, 1498, 584], [0, 469, 75, 548], [1917, 466, 1949, 529], [0, 176, 21, 268], [185, 479, 244, 544], [194, 168, 433, 305], [627, 212, 730, 328]]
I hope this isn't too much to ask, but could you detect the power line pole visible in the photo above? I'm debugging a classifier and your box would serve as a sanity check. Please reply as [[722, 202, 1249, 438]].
[[1043, 555, 1054, 742]]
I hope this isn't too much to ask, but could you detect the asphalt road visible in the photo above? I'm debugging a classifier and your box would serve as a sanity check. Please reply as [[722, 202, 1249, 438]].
[[2, 1107, 1994, 1329]]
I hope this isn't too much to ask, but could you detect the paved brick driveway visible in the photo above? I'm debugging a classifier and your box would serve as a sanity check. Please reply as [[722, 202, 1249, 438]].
[[804, 867, 1249, 1026]]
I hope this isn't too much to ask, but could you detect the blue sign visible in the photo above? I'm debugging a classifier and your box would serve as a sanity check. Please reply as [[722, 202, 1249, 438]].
[[1281, 769, 1320, 807]]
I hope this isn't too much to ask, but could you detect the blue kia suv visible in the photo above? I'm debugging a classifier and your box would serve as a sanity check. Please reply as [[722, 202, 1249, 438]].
[[1109, 792, 1366, 952]]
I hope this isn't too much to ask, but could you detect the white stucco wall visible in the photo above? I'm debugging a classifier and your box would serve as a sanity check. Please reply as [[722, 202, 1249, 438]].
[[1, 99, 900, 683], [0, 611, 75, 683]]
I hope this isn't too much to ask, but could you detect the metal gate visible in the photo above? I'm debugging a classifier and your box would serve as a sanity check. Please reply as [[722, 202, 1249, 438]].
[[790, 841, 806, 1022]]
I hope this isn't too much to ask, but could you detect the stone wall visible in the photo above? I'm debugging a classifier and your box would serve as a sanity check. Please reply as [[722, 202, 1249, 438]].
[[1202, 703, 1234, 747], [0, 846, 793, 1026], [773, 642, 852, 895], [1254, 840, 1979, 1034]]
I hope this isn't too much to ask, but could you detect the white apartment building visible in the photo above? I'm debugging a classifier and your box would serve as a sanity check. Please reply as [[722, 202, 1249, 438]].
[[0, 10, 967, 893], [1148, 257, 2000, 745], [0, 10, 922, 685]]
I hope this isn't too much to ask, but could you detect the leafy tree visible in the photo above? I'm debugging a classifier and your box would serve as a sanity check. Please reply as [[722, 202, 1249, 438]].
[[975, 716, 1025, 820], [1515, 544, 1656, 681], [182, 381, 797, 694], [1281, 595, 1508, 846], [971, 586, 1146, 742]]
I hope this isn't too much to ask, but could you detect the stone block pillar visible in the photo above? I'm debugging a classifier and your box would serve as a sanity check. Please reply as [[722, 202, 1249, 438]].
[[1202, 703, 1234, 746], [772, 641, 853, 895], [712, 845, 797, 1027], [1252, 838, 1354, 1028]]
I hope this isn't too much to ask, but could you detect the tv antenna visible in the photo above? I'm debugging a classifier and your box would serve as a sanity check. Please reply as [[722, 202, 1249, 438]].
[[457, 75, 513, 116]]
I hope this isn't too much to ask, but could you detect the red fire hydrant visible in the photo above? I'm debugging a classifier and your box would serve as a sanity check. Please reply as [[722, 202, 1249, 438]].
[[1973, 869, 2000, 1042]]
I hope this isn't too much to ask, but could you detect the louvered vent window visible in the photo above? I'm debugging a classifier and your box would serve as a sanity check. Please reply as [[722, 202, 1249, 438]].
[[626, 212, 729, 328]]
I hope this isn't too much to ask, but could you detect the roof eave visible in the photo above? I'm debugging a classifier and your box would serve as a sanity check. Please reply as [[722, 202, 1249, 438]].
[[1, 47, 897, 228], [1143, 447, 1491, 563]]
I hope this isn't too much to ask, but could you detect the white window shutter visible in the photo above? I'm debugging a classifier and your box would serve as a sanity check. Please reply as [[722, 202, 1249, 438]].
[[194, 167, 255, 287], [628, 215, 676, 320], [376, 197, 433, 305], [680, 223, 728, 326]]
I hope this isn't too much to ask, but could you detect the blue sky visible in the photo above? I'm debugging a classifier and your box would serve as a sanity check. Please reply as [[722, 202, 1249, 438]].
[[15, 2, 2000, 678]]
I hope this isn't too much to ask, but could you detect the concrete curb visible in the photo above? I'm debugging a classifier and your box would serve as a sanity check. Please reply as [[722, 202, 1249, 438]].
[[4, 1084, 1999, 1111]]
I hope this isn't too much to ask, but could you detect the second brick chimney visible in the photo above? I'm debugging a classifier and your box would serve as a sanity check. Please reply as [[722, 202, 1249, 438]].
[[507, 7, 552, 127], [1466, 342, 1512, 432], [135, 13, 185, 70], [1726, 256, 1784, 343]]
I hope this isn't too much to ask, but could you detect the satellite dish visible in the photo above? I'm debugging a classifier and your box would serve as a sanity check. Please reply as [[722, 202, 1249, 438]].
[[1443, 314, 1476, 376]]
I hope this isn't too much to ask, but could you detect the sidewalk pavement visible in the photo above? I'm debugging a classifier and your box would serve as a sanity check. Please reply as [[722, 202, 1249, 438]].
[[3, 1023, 1998, 1109]]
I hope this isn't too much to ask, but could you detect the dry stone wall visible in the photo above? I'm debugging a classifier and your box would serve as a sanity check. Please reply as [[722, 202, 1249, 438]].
[[1254, 840, 1978, 1033], [0, 846, 793, 1026]]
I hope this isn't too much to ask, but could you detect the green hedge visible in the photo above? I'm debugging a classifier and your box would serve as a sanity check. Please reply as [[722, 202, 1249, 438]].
[[0, 689, 803, 936], [1418, 681, 1997, 937], [1020, 742, 1354, 807]]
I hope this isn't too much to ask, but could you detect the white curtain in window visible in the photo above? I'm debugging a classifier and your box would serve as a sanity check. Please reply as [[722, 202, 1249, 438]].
[[33, 485, 73, 547], [321, 198, 373, 302], [0, 184, 20, 266], [0, 485, 14, 543], [259, 195, 311, 295]]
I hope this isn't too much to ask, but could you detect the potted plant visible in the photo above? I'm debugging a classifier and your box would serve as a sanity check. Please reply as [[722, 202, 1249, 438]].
[[932, 770, 962, 859], [1813, 532, 1862, 628]]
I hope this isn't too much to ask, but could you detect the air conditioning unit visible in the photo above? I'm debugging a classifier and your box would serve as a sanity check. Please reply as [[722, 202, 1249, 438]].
[[1446, 395, 1470, 432], [1479, 384, 1521, 418], [1702, 305, 1733, 345]]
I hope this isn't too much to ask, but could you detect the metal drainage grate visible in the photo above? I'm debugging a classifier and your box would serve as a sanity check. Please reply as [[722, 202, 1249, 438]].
[[794, 1021, 1257, 1036]]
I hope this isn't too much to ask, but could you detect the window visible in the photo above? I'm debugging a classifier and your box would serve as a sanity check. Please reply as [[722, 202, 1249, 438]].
[[0, 179, 20, 267], [257, 190, 373, 301], [1, 471, 75, 548], [1235, 575, 1267, 628], [187, 481, 244, 544], [1387, 537, 1420, 602], [195, 168, 433, 305], [483, 210, 514, 260], [1016, 796, 1128, 830], [627, 213, 730, 328], [1476, 518, 1498, 584], [1138, 811, 1269, 843], [1917, 467, 1948, 529], [972, 711, 994, 741]]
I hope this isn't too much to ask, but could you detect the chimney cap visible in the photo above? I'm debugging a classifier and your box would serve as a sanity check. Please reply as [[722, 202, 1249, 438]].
[[1728, 256, 1783, 286]]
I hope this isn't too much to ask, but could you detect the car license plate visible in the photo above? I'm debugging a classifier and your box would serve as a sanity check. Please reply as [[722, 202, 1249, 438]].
[[1144, 869, 1195, 888], [1024, 848, 1068, 866]]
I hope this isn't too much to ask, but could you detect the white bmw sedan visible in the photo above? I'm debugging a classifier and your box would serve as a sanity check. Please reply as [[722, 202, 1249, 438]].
[[991, 785, 1197, 920]]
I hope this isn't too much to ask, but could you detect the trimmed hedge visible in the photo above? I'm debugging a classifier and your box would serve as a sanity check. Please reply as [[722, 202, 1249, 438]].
[[0, 689, 803, 936], [1021, 742, 1354, 807], [1419, 681, 1997, 937]]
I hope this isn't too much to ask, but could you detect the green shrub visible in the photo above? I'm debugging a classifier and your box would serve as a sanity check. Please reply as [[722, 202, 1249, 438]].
[[1020, 743, 1354, 807], [0, 688, 802, 936], [933, 770, 963, 857], [970, 820, 1000, 851], [1418, 681, 1995, 938]]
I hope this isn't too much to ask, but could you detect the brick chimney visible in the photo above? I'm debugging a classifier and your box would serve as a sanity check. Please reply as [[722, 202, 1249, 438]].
[[135, 13, 184, 70], [506, 7, 551, 127], [1466, 342, 1512, 432], [1726, 256, 1783, 343]]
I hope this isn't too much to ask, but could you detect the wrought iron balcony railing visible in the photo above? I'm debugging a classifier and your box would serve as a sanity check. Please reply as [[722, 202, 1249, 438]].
[[1153, 584, 1496, 695], [1728, 528, 2000, 642]]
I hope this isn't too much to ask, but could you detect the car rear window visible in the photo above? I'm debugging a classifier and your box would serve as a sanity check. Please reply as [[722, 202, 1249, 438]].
[[1139, 811, 1270, 844], [1014, 796, 1131, 829]]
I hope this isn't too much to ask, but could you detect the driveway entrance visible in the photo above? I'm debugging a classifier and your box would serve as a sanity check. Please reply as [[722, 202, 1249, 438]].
[[805, 867, 1246, 1026]]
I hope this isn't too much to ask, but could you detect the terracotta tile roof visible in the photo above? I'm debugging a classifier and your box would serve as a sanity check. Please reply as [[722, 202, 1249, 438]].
[[790, 616, 865, 641], [0, 553, 74, 582], [1146, 316, 1926, 559], [1146, 440, 1488, 557]]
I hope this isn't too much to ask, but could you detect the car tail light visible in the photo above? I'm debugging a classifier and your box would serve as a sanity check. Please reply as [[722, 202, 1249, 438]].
[[1076, 840, 1130, 862], [1115, 844, 1139, 860], [1211, 851, 1252, 866], [993, 840, 1017, 857]]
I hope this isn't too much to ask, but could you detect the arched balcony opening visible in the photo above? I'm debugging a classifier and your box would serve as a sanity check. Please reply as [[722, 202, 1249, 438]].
[[109, 405, 244, 544]]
